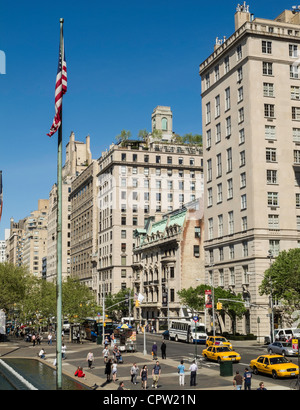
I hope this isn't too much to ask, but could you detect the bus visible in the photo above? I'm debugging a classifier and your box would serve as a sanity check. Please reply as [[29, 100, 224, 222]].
[[82, 317, 114, 341], [169, 319, 207, 344]]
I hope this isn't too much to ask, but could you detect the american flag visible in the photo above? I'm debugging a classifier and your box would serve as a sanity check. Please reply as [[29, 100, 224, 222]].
[[47, 35, 67, 137], [0, 171, 3, 223]]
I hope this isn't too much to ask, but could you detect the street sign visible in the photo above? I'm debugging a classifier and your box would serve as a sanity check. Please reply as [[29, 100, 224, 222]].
[[193, 316, 199, 322], [292, 339, 298, 350]]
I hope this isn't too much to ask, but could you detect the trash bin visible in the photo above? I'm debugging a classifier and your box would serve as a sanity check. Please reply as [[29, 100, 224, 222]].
[[219, 361, 233, 377], [96, 336, 102, 345]]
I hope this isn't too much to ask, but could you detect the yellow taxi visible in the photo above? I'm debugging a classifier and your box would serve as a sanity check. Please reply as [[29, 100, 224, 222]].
[[250, 354, 299, 379], [202, 345, 241, 363], [205, 336, 233, 350]]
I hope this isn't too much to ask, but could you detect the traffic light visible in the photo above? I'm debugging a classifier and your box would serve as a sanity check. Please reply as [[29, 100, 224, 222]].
[[217, 302, 223, 310], [135, 299, 140, 307]]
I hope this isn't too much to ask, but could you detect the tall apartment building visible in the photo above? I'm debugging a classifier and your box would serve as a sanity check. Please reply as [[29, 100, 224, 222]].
[[0, 240, 6, 263], [22, 199, 49, 277], [200, 4, 300, 339], [96, 106, 203, 305], [46, 132, 93, 282], [70, 159, 98, 291], [5, 218, 25, 265]]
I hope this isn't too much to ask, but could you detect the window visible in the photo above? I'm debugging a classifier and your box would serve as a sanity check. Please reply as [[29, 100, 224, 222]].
[[225, 87, 230, 111], [265, 125, 276, 140], [290, 65, 299, 79], [226, 116, 231, 137], [240, 150, 246, 166], [195, 227, 201, 238], [206, 102, 211, 124], [132, 216, 138, 226], [268, 214, 279, 230], [144, 154, 149, 163], [133, 154, 137, 162], [237, 67, 243, 82], [237, 44, 242, 60], [289, 44, 298, 58], [264, 104, 275, 118], [238, 107, 244, 123], [263, 83, 274, 97], [168, 180, 173, 190], [267, 170, 277, 184], [241, 194, 247, 210], [269, 239, 280, 256], [293, 128, 300, 142], [240, 172, 246, 188], [216, 153, 222, 177], [239, 128, 245, 144], [218, 214, 223, 237], [208, 187, 213, 206], [121, 153, 126, 161], [208, 218, 214, 240], [224, 56, 230, 73], [121, 256, 127, 266], [193, 245, 200, 258], [215, 95, 220, 118], [219, 247, 224, 261], [228, 211, 234, 234], [216, 123, 221, 143], [266, 147, 277, 162], [156, 180, 161, 189], [267, 192, 278, 206], [238, 86, 243, 102], [230, 268, 235, 286], [294, 150, 300, 164], [227, 178, 233, 199], [263, 62, 273, 75], [217, 183, 222, 203], [205, 74, 210, 90], [207, 159, 212, 182], [121, 230, 126, 239], [206, 129, 212, 148], [156, 155, 161, 164], [227, 148, 232, 172], [292, 107, 300, 120], [242, 216, 247, 231], [291, 86, 300, 100], [215, 65, 220, 81], [262, 40, 272, 54], [242, 241, 248, 257], [121, 269, 126, 278], [121, 216, 126, 225], [296, 193, 300, 208], [229, 245, 235, 259]]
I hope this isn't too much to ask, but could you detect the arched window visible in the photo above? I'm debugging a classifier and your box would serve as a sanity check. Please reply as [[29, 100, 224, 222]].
[[161, 117, 168, 131]]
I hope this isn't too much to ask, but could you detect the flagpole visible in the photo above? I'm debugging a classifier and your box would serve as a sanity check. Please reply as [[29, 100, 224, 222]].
[[56, 17, 64, 391]]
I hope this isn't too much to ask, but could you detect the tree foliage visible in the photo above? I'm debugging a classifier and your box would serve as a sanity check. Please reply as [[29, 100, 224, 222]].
[[260, 248, 300, 309]]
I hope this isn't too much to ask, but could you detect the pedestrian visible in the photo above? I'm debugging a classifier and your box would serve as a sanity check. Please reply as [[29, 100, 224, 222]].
[[86, 351, 94, 369], [39, 348, 46, 359], [161, 341, 167, 359], [105, 358, 112, 382], [130, 363, 139, 385], [112, 360, 118, 382], [189, 360, 198, 386], [62, 343, 67, 360], [76, 331, 80, 344], [47, 333, 53, 345], [32, 334, 36, 347], [140, 365, 148, 390], [74, 366, 85, 378], [152, 360, 161, 389], [233, 370, 243, 390], [151, 342, 158, 360], [243, 367, 252, 390], [117, 381, 125, 390], [36, 334, 41, 345], [257, 382, 267, 390], [102, 345, 110, 363], [177, 360, 185, 386]]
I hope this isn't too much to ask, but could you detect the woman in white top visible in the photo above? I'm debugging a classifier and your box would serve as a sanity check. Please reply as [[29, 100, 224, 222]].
[[112, 360, 118, 382]]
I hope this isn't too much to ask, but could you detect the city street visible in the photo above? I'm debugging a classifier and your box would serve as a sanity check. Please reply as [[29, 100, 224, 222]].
[[0, 332, 297, 390]]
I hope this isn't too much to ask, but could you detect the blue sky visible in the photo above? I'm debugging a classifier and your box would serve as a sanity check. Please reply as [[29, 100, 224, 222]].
[[0, 0, 290, 240]]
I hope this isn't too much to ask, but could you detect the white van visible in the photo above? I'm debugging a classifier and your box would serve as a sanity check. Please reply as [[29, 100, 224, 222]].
[[275, 328, 300, 341]]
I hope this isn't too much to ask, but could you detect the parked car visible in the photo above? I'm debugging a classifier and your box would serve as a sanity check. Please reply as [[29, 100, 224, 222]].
[[250, 354, 299, 379], [162, 330, 169, 340], [267, 341, 298, 357]]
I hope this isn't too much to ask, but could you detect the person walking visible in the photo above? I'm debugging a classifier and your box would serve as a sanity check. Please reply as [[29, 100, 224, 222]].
[[47, 333, 53, 346], [189, 360, 198, 386], [161, 341, 167, 359], [233, 370, 243, 390], [151, 342, 158, 360], [243, 367, 252, 390], [130, 363, 139, 385], [62, 343, 67, 360], [105, 358, 112, 382], [152, 360, 161, 389], [140, 365, 148, 390], [177, 360, 185, 386], [102, 345, 110, 363], [86, 351, 94, 369], [112, 360, 118, 382]]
